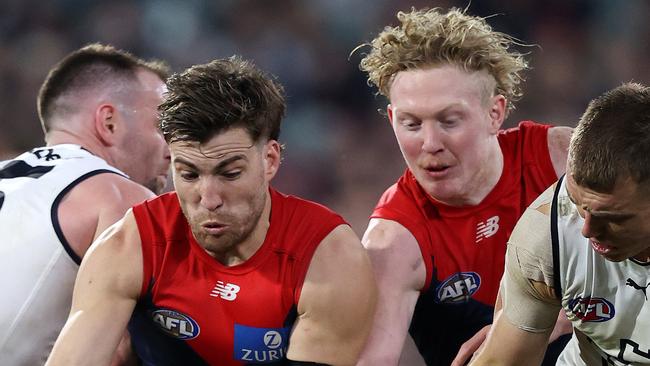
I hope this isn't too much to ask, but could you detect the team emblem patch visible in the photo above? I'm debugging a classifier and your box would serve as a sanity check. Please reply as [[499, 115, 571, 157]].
[[233, 324, 290, 363], [568, 297, 615, 322], [435, 272, 481, 304], [150, 308, 200, 339]]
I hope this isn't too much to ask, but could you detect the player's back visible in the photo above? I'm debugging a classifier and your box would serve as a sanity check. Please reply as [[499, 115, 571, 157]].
[[0, 144, 123, 365]]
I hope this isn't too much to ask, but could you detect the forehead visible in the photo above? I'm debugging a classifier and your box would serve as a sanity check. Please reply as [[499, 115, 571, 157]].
[[566, 173, 645, 211], [389, 65, 489, 113], [170, 128, 255, 163]]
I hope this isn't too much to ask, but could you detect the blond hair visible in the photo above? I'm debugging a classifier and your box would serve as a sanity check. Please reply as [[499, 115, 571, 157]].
[[358, 7, 528, 114]]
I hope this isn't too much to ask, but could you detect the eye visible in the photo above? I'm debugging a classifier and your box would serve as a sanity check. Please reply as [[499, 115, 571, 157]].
[[179, 170, 198, 181], [441, 118, 458, 127], [222, 170, 242, 180], [401, 119, 421, 130]]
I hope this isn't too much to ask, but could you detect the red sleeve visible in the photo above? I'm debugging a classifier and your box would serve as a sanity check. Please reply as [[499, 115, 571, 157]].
[[132, 200, 155, 299], [131, 193, 180, 299]]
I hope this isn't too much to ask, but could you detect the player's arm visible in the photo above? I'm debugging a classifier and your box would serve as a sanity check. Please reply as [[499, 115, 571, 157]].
[[287, 224, 377, 365], [46, 210, 143, 366], [469, 192, 562, 366], [58, 173, 154, 259], [357, 218, 426, 366], [547, 126, 573, 177], [450, 292, 503, 366]]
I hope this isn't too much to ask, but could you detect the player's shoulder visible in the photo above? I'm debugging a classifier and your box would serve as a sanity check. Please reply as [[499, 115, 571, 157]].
[[72, 172, 154, 208], [363, 217, 417, 251], [507, 182, 557, 274]]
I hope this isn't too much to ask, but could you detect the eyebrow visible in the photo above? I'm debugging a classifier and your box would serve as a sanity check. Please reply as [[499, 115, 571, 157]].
[[566, 191, 634, 219], [396, 104, 466, 120], [173, 155, 245, 172]]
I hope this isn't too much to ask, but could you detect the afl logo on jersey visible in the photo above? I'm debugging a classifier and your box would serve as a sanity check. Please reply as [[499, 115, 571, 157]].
[[568, 297, 615, 322], [435, 272, 481, 304], [151, 309, 200, 339]]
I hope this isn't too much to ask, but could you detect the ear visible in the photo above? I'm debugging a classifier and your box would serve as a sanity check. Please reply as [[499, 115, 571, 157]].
[[387, 104, 395, 127], [94, 104, 119, 146], [263, 140, 282, 181], [487, 95, 506, 134]]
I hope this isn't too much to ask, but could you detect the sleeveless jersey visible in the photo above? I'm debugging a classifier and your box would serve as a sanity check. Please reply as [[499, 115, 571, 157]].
[[371, 121, 558, 365], [552, 176, 650, 366], [129, 189, 346, 365], [0, 144, 124, 365]]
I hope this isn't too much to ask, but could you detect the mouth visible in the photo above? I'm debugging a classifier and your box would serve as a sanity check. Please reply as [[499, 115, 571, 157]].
[[590, 240, 615, 256], [201, 221, 227, 235], [423, 164, 451, 178]]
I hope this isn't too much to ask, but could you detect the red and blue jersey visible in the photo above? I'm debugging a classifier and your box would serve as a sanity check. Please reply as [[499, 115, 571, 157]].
[[372, 121, 558, 365], [129, 189, 346, 365]]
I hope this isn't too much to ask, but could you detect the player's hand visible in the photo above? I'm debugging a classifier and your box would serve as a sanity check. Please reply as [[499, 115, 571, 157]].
[[450, 324, 491, 366]]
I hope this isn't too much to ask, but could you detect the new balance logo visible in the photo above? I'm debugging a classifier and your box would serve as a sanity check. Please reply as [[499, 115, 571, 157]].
[[626, 278, 648, 300], [476, 216, 499, 243], [210, 281, 240, 301]]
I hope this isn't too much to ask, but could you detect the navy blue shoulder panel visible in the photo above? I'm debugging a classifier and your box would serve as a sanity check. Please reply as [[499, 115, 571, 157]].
[[550, 175, 565, 300], [51, 169, 124, 265]]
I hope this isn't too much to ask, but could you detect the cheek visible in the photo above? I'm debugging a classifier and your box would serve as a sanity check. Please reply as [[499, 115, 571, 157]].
[[395, 132, 422, 160]]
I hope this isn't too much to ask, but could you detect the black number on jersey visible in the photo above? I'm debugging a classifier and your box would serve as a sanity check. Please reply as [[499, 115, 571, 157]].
[[0, 160, 55, 210], [32, 148, 61, 161]]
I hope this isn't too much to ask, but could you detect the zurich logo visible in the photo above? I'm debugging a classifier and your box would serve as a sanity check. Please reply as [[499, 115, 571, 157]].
[[151, 308, 200, 339], [234, 325, 290, 363], [435, 272, 481, 304], [568, 297, 615, 322]]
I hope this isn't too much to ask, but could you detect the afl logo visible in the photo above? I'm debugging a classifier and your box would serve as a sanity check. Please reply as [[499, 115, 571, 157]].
[[435, 272, 481, 304], [568, 297, 615, 322], [151, 309, 200, 339]]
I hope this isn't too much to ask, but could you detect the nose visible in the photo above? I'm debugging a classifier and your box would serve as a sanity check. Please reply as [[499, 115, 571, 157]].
[[198, 177, 224, 211], [421, 122, 444, 153], [581, 211, 605, 239]]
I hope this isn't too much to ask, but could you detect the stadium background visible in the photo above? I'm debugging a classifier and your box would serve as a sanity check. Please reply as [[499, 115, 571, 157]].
[[1, 0, 649, 233]]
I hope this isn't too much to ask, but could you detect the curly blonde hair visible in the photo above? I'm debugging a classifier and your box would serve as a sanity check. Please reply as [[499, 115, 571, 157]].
[[358, 7, 529, 114]]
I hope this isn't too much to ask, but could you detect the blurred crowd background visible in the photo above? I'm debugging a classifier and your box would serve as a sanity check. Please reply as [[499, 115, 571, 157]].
[[1, 0, 649, 234]]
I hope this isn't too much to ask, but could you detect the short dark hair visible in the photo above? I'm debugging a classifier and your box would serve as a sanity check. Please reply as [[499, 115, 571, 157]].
[[37, 43, 170, 132], [569, 82, 650, 192], [159, 56, 285, 145]]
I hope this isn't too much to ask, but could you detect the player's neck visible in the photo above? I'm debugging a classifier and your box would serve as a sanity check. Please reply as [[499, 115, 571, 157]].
[[46, 129, 113, 165], [456, 142, 504, 207]]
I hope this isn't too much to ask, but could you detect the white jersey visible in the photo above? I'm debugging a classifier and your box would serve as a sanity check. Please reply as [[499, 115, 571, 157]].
[[552, 176, 650, 366], [0, 144, 125, 365]]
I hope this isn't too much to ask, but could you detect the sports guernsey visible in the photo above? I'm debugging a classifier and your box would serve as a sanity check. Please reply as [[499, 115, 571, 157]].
[[372, 121, 558, 365], [0, 144, 124, 365], [129, 189, 346, 365], [552, 176, 650, 366]]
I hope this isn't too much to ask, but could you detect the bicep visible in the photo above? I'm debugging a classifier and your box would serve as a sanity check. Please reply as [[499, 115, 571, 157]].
[[46, 211, 143, 366], [358, 219, 425, 365], [288, 225, 377, 365]]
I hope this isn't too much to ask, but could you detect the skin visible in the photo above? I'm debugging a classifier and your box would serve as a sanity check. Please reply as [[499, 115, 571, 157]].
[[471, 171, 650, 365], [46, 127, 376, 365], [358, 65, 572, 365], [566, 172, 650, 262], [41, 68, 169, 366], [50, 68, 170, 259], [387, 65, 506, 207]]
